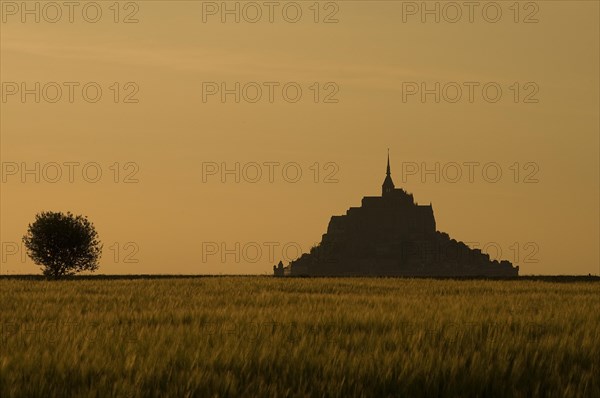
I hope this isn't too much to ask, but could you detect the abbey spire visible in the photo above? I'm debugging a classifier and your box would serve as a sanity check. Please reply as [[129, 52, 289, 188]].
[[386, 149, 391, 176], [382, 149, 395, 196]]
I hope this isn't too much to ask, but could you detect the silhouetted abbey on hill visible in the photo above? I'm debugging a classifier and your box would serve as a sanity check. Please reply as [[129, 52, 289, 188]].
[[274, 153, 519, 277]]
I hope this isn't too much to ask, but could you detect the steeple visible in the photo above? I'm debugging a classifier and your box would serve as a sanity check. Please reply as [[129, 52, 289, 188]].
[[382, 149, 395, 196], [386, 149, 391, 176]]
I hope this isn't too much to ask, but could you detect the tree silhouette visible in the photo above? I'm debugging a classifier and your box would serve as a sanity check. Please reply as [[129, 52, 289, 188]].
[[22, 211, 102, 279]]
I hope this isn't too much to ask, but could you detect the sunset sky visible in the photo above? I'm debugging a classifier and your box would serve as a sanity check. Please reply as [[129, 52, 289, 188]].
[[1, 1, 598, 275]]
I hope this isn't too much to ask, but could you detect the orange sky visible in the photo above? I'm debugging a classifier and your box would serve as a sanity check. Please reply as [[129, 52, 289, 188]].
[[1, 1, 598, 275]]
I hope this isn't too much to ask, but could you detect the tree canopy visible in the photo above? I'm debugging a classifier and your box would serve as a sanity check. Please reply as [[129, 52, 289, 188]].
[[22, 211, 102, 278]]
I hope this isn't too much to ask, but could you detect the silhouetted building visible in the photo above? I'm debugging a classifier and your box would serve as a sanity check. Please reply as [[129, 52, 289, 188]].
[[275, 152, 519, 277], [273, 261, 285, 276]]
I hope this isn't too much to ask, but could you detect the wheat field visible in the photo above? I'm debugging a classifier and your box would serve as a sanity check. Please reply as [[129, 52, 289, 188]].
[[0, 277, 598, 397]]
